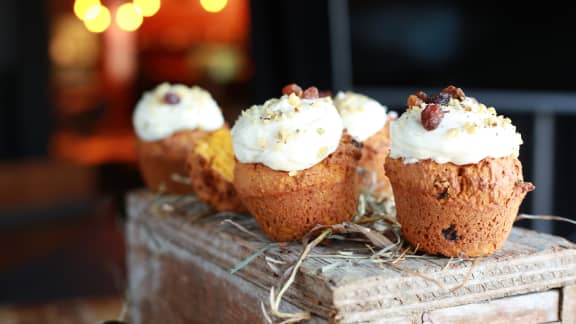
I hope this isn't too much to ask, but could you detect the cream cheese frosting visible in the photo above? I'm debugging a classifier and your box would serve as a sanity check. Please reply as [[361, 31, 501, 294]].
[[133, 83, 225, 141], [334, 91, 387, 142], [231, 93, 343, 172], [390, 95, 523, 165]]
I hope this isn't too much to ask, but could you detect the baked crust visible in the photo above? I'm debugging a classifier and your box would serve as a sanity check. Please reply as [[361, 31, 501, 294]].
[[187, 128, 246, 212], [358, 121, 392, 199], [136, 129, 209, 194], [234, 133, 361, 241], [385, 156, 534, 257]]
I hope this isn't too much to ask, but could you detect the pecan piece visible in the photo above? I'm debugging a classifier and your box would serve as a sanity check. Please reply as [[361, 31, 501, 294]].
[[416, 90, 428, 102], [408, 90, 430, 107], [407, 95, 422, 107], [282, 83, 303, 97], [441, 85, 465, 100], [302, 86, 319, 99]]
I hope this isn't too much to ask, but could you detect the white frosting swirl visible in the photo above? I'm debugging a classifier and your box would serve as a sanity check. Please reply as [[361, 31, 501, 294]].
[[390, 96, 523, 165], [133, 83, 225, 141], [231, 93, 343, 171], [334, 91, 387, 142]]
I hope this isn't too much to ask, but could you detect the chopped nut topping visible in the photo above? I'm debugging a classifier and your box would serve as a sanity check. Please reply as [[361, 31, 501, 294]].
[[416, 91, 428, 101], [446, 128, 460, 137], [484, 116, 499, 127], [288, 93, 301, 106], [282, 83, 303, 97], [276, 129, 289, 143], [261, 110, 283, 121], [407, 94, 423, 107], [464, 122, 477, 134], [317, 146, 328, 159], [302, 86, 319, 99], [441, 85, 466, 100]]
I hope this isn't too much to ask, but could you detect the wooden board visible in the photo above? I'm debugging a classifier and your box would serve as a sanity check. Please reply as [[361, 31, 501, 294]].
[[126, 191, 576, 323]]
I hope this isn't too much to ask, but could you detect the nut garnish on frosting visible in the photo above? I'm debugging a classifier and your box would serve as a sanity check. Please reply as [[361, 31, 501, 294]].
[[390, 85, 523, 165], [133, 83, 225, 142], [231, 84, 343, 172], [333, 91, 388, 142]]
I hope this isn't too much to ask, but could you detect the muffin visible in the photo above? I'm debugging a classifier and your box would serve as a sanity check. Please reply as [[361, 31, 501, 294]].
[[386, 86, 534, 257], [187, 127, 245, 212], [133, 83, 225, 194], [232, 85, 361, 241], [334, 91, 393, 200]]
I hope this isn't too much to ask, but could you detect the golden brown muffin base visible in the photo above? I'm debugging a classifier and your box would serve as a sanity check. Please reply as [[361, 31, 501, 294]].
[[234, 133, 361, 242], [385, 156, 534, 257], [358, 121, 392, 199], [136, 129, 209, 194], [187, 130, 246, 213]]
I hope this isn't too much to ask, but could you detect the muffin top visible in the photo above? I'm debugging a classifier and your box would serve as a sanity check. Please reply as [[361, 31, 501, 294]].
[[390, 86, 523, 165], [231, 85, 343, 172], [133, 83, 225, 141], [334, 91, 388, 142]]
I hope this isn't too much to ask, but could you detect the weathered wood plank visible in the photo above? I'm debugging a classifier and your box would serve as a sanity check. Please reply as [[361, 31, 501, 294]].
[[421, 290, 559, 324], [562, 285, 576, 324], [127, 210, 326, 324], [127, 191, 576, 323]]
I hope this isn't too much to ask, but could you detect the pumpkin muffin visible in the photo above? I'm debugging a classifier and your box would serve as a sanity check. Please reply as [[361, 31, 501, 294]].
[[334, 91, 393, 200], [187, 127, 245, 212], [232, 85, 361, 241], [386, 86, 534, 257], [133, 83, 225, 194]]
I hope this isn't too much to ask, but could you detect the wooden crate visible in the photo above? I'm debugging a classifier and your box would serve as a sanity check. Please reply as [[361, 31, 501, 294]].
[[126, 191, 576, 323]]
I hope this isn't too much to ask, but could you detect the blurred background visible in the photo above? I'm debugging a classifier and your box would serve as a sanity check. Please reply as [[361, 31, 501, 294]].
[[1, 0, 575, 322]]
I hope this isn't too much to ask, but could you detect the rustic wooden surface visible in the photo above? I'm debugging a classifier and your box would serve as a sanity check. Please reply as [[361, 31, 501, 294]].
[[422, 289, 559, 324], [563, 285, 576, 324], [127, 191, 576, 323]]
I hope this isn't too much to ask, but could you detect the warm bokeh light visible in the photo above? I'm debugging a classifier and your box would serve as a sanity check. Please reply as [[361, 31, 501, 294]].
[[84, 5, 111, 33], [116, 3, 143, 32], [133, 0, 161, 17], [200, 0, 228, 13], [73, 0, 101, 20]]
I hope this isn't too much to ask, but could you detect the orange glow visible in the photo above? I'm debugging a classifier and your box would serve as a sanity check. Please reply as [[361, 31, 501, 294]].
[[133, 0, 161, 17], [200, 0, 228, 13], [73, 0, 101, 20], [84, 5, 111, 33], [116, 3, 143, 32]]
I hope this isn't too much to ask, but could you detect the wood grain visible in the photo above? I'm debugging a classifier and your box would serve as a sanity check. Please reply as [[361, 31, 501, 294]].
[[127, 191, 576, 323], [562, 285, 576, 324], [422, 290, 559, 324]]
